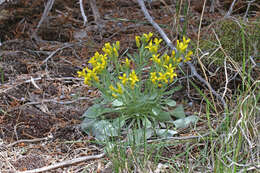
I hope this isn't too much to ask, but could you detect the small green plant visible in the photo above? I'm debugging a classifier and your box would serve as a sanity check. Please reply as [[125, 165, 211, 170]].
[[78, 33, 198, 142]]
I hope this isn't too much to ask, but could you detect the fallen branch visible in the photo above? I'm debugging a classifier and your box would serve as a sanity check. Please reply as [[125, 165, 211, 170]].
[[225, 0, 237, 17], [6, 137, 49, 148], [32, 0, 55, 40], [137, 0, 227, 108], [42, 43, 74, 64], [79, 0, 88, 25], [18, 153, 106, 173]]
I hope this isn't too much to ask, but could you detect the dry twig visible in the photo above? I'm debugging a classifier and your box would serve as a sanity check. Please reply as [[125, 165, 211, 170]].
[[225, 0, 237, 17], [18, 153, 105, 173], [243, 0, 256, 21], [79, 0, 88, 25], [89, 0, 105, 31], [32, 0, 55, 40]]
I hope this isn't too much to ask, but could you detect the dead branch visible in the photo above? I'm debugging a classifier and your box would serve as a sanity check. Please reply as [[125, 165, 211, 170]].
[[32, 0, 55, 41], [136, 0, 227, 108], [42, 43, 74, 64], [89, 0, 104, 30], [18, 153, 106, 173], [225, 0, 237, 17], [79, 0, 88, 25], [36, 0, 55, 31], [243, 0, 256, 21], [210, 0, 215, 12], [6, 137, 50, 148]]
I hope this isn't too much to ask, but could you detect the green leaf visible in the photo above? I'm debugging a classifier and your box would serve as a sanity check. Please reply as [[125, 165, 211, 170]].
[[139, 94, 149, 103], [152, 108, 172, 121], [81, 117, 97, 132], [142, 117, 152, 128], [82, 104, 102, 118], [82, 104, 115, 119], [112, 117, 126, 130], [149, 92, 158, 101], [152, 107, 160, 116], [158, 111, 172, 121], [127, 128, 153, 144], [173, 115, 198, 129], [171, 105, 185, 118], [156, 129, 178, 138], [166, 99, 176, 107], [111, 99, 124, 107], [164, 85, 182, 95], [92, 120, 118, 141]]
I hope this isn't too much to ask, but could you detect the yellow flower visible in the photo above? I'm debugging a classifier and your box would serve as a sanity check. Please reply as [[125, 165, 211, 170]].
[[84, 75, 91, 85], [183, 36, 190, 45], [100, 57, 107, 69], [158, 72, 168, 84], [129, 70, 139, 89], [143, 32, 153, 42], [164, 63, 174, 73], [116, 82, 123, 94], [109, 84, 117, 92], [77, 68, 86, 78], [119, 73, 128, 85], [88, 55, 97, 66], [150, 72, 158, 84], [135, 36, 141, 48], [171, 50, 175, 58], [173, 56, 182, 64], [112, 93, 118, 98], [102, 43, 113, 57], [86, 68, 99, 82], [177, 40, 188, 52], [184, 50, 193, 62], [102, 47, 112, 57], [113, 47, 119, 57], [110, 83, 123, 98], [115, 41, 120, 50], [145, 41, 159, 54], [150, 54, 161, 65], [104, 42, 112, 50], [162, 54, 170, 65], [154, 38, 162, 46], [123, 58, 130, 67], [166, 72, 177, 82]]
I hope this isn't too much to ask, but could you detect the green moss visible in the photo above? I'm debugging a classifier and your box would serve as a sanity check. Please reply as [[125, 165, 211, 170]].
[[200, 18, 260, 65]]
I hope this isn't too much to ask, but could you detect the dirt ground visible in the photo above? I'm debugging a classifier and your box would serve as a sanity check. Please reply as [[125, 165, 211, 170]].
[[0, 0, 259, 172]]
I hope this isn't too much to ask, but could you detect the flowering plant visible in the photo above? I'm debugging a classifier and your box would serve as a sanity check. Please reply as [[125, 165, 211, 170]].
[[78, 33, 197, 142]]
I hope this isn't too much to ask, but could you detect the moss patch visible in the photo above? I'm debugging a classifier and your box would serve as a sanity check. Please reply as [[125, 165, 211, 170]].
[[200, 18, 260, 65]]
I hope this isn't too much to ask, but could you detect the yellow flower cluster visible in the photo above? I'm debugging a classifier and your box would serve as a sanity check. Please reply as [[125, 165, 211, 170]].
[[109, 82, 123, 98], [145, 37, 162, 54], [119, 70, 139, 89], [77, 52, 109, 85], [150, 63, 177, 87], [123, 58, 131, 68], [102, 41, 120, 58], [77, 42, 116, 86], [135, 32, 154, 48], [146, 35, 193, 87], [77, 67, 99, 86], [78, 33, 193, 98], [88, 52, 108, 73], [177, 36, 190, 53]]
